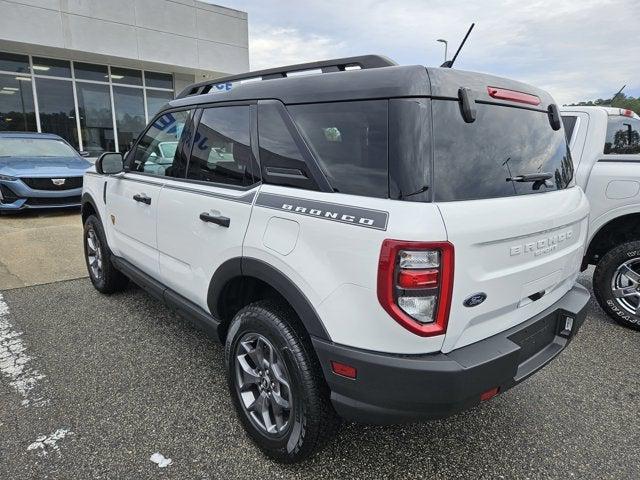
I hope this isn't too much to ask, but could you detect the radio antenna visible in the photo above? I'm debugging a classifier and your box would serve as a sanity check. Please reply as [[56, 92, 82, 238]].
[[441, 23, 475, 68]]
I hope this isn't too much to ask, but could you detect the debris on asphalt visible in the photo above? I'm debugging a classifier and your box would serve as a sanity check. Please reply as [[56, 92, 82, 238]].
[[150, 452, 173, 468]]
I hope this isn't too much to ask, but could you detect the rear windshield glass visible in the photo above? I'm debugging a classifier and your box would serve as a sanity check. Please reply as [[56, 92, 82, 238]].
[[0, 137, 77, 158], [604, 116, 640, 155], [432, 100, 574, 202], [288, 101, 388, 198]]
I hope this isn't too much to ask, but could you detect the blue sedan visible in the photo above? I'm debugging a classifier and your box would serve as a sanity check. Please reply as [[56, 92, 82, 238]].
[[0, 132, 92, 212]]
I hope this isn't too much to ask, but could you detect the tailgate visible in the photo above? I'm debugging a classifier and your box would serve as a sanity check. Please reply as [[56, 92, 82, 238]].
[[438, 187, 588, 352]]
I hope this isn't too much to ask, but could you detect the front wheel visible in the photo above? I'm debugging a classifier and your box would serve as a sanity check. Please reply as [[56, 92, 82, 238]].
[[83, 214, 128, 294], [593, 240, 640, 330], [224, 300, 340, 463]]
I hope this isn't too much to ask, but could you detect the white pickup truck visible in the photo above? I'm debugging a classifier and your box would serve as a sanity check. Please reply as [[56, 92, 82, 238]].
[[561, 106, 640, 329]]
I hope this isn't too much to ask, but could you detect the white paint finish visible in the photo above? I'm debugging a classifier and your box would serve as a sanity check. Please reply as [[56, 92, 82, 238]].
[[27, 428, 73, 457], [262, 217, 300, 256], [244, 184, 449, 353], [0, 0, 65, 48], [437, 187, 589, 352], [0, 293, 48, 407], [150, 452, 173, 468], [0, 0, 248, 75], [196, 8, 249, 47], [106, 174, 163, 277], [156, 179, 255, 309], [135, 0, 197, 38], [606, 180, 640, 200]]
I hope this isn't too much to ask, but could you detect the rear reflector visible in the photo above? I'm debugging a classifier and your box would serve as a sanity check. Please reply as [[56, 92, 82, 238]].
[[487, 86, 541, 106], [331, 361, 357, 379], [480, 387, 500, 402], [398, 269, 439, 289]]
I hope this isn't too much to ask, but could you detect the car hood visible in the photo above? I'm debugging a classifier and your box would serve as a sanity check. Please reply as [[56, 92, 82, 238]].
[[0, 156, 92, 177]]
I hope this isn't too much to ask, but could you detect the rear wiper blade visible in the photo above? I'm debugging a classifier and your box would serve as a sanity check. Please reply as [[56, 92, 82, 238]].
[[506, 172, 553, 183]]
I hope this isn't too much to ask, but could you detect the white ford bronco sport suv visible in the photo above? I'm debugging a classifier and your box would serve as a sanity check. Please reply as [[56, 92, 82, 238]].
[[561, 106, 640, 329], [81, 56, 590, 462]]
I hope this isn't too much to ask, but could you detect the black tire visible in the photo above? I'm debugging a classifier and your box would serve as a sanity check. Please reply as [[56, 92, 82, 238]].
[[83, 214, 128, 294], [593, 240, 640, 330], [224, 300, 340, 463]]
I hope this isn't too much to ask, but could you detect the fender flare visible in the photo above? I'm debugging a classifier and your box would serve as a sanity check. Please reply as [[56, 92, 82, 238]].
[[207, 257, 331, 341], [81, 192, 101, 222]]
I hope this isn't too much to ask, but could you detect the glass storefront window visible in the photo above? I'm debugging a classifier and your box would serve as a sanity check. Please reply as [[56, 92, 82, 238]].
[[75, 62, 109, 82], [0, 52, 29, 73], [76, 82, 115, 155], [0, 52, 176, 153], [146, 90, 173, 118], [0, 74, 36, 131], [35, 78, 79, 149], [145, 71, 173, 90], [113, 86, 145, 153], [110, 67, 142, 86], [32, 57, 71, 78]]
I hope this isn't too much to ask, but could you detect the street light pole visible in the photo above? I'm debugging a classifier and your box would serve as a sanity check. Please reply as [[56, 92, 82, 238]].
[[437, 39, 448, 63]]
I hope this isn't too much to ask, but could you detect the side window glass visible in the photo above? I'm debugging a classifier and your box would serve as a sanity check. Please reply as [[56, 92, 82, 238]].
[[258, 102, 318, 190], [187, 106, 255, 187], [605, 117, 640, 155], [130, 110, 192, 177]]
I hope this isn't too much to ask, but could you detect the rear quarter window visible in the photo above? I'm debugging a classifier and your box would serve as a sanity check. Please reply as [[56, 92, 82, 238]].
[[604, 116, 640, 155], [288, 100, 389, 198], [432, 100, 574, 202]]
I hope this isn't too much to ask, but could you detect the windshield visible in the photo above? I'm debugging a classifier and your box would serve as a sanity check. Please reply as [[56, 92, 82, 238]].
[[0, 138, 78, 158]]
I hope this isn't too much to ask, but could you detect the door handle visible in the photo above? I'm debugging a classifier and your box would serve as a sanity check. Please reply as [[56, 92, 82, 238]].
[[199, 212, 230, 228], [133, 194, 151, 205]]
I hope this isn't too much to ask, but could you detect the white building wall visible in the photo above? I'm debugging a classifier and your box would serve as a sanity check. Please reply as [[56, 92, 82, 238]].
[[0, 0, 249, 77]]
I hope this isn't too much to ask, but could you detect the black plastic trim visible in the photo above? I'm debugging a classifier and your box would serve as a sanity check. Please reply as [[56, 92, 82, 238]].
[[81, 192, 101, 221], [207, 257, 331, 341], [111, 256, 222, 340], [313, 283, 589, 424]]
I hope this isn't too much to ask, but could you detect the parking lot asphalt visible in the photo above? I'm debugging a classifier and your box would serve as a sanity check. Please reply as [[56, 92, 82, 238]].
[[0, 210, 86, 290], [0, 270, 638, 479]]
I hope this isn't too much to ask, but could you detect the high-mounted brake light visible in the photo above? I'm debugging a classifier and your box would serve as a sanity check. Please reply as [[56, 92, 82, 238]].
[[487, 86, 541, 106], [377, 240, 454, 337], [622, 108, 634, 118]]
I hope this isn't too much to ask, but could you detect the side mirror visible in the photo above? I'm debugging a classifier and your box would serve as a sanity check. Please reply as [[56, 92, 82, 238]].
[[79, 151, 91, 158], [96, 152, 124, 175]]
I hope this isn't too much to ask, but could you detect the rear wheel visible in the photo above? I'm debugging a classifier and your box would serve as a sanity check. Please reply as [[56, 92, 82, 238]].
[[593, 240, 640, 330], [83, 214, 128, 293], [224, 300, 340, 463]]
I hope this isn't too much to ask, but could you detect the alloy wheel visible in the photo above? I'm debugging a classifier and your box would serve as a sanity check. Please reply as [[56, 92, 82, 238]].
[[86, 228, 103, 281], [611, 258, 640, 316], [234, 333, 293, 436]]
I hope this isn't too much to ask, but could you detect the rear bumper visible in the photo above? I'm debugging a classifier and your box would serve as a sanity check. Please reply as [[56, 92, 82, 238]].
[[312, 283, 589, 424]]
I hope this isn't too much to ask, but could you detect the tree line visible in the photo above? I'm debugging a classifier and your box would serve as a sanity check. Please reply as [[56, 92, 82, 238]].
[[566, 93, 640, 115]]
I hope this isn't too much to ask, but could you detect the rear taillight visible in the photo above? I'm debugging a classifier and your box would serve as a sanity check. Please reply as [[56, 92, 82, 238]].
[[487, 86, 541, 106], [377, 240, 454, 337]]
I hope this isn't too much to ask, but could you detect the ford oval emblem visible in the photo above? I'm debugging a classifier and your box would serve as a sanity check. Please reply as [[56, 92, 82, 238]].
[[463, 293, 487, 308]]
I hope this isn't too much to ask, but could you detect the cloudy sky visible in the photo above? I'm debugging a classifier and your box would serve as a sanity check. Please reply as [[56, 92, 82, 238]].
[[216, 0, 639, 104]]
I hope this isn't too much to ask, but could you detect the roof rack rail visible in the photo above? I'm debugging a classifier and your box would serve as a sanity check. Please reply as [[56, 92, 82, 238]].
[[176, 54, 397, 99]]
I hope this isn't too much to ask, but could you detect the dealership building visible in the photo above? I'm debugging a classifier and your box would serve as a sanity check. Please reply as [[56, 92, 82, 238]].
[[0, 0, 249, 155]]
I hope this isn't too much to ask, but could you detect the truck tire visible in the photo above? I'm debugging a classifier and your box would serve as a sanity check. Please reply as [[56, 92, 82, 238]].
[[83, 214, 129, 294], [224, 300, 340, 463], [593, 240, 640, 330]]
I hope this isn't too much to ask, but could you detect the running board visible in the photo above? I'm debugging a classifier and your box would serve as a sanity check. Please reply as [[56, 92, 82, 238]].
[[111, 256, 221, 341]]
